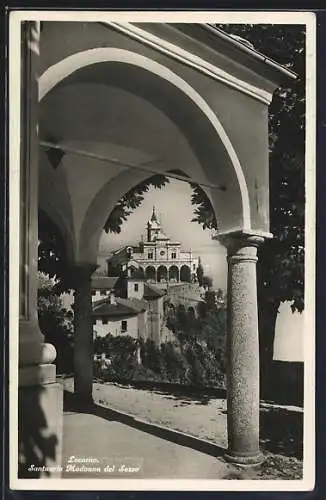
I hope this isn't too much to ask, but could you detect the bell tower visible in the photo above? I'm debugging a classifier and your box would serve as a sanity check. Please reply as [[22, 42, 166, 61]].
[[147, 206, 161, 242]]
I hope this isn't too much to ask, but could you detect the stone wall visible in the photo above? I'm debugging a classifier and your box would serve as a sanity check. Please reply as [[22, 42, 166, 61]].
[[166, 283, 204, 312]]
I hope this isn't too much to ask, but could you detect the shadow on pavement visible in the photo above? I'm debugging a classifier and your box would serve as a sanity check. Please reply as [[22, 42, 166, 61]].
[[64, 387, 303, 461], [64, 390, 226, 459], [260, 406, 303, 459], [100, 379, 226, 406], [218, 403, 303, 459], [19, 385, 59, 478]]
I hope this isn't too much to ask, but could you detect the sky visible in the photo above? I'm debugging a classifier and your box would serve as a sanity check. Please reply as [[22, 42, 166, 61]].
[[98, 178, 303, 362], [99, 178, 228, 290]]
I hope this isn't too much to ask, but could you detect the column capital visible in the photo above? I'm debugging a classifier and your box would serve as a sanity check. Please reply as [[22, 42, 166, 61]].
[[216, 230, 271, 256]]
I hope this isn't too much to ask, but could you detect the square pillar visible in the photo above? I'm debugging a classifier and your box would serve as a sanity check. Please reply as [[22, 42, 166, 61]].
[[18, 21, 63, 478]]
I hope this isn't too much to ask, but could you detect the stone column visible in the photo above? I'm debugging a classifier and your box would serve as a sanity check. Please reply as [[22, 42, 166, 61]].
[[18, 22, 63, 478], [218, 232, 265, 465], [71, 264, 97, 402]]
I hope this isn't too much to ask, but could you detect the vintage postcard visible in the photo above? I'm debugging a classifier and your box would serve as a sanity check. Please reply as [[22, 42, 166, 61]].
[[8, 10, 315, 491]]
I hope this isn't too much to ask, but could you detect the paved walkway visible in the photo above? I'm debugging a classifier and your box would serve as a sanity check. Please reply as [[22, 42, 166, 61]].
[[60, 379, 303, 480], [62, 404, 230, 479], [62, 377, 303, 458]]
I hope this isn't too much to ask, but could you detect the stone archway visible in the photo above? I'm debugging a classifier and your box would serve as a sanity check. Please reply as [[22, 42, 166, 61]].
[[180, 265, 191, 283], [39, 47, 254, 267], [168, 265, 179, 282], [36, 40, 282, 468], [128, 265, 138, 277], [145, 266, 156, 282], [40, 48, 250, 225], [188, 306, 196, 320], [157, 265, 168, 283]]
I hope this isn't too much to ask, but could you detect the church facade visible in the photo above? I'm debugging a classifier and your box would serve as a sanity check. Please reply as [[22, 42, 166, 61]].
[[107, 207, 199, 286]]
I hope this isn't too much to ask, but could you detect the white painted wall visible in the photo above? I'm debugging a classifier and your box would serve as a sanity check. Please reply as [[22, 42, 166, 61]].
[[127, 280, 145, 300], [93, 314, 138, 339], [138, 310, 148, 341], [147, 296, 164, 345], [92, 289, 111, 302]]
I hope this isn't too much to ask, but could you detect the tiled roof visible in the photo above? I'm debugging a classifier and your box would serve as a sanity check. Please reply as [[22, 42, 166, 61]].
[[92, 296, 147, 318], [117, 297, 148, 313], [107, 245, 138, 258], [106, 247, 144, 267], [91, 276, 119, 290], [106, 248, 128, 265], [144, 283, 166, 299], [92, 297, 114, 307], [127, 269, 146, 280], [93, 302, 137, 318]]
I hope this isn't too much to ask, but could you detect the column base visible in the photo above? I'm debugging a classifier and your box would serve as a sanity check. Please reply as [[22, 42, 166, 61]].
[[71, 390, 94, 409], [224, 449, 264, 466]]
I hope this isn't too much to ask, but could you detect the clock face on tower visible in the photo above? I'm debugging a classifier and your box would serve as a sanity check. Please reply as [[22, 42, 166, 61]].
[[160, 250, 165, 256]]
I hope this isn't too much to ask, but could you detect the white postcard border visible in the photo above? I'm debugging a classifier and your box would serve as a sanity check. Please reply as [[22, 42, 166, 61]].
[[8, 9, 316, 492]]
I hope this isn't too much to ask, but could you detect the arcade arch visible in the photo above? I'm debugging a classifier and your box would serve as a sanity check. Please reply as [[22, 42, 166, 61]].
[[157, 265, 168, 283], [39, 47, 252, 267], [180, 265, 191, 283], [145, 266, 156, 282], [33, 38, 285, 467], [168, 265, 179, 282]]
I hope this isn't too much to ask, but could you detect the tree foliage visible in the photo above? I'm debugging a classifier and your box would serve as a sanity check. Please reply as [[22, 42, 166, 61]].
[[196, 256, 204, 286], [217, 24, 305, 313], [94, 335, 225, 388], [202, 275, 213, 289], [208, 24, 305, 394], [38, 210, 70, 293], [183, 26, 305, 314], [190, 184, 217, 231], [166, 293, 226, 364], [94, 334, 140, 379], [103, 175, 169, 234], [37, 272, 74, 373]]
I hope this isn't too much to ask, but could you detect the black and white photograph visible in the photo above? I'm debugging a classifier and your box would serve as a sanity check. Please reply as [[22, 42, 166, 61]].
[[9, 11, 315, 491]]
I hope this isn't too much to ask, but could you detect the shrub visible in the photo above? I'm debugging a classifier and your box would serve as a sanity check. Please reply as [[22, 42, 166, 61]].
[[130, 364, 159, 382], [94, 334, 139, 380], [93, 333, 225, 388], [37, 272, 74, 374], [161, 342, 190, 384], [141, 339, 166, 377]]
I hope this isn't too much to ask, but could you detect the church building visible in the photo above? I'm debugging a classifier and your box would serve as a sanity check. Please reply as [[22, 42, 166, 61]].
[[106, 207, 199, 286]]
